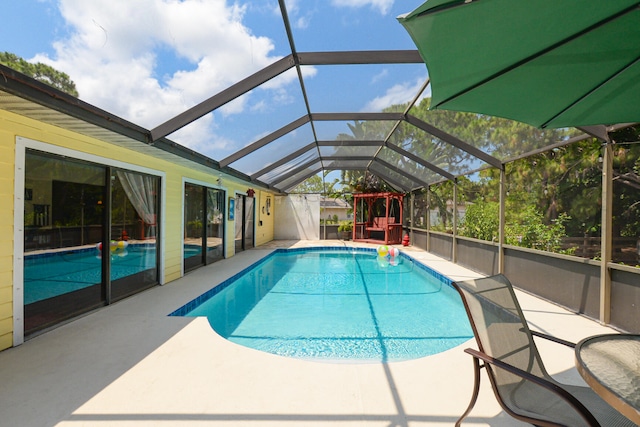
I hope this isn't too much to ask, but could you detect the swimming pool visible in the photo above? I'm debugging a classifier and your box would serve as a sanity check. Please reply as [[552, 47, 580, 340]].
[[171, 247, 473, 362]]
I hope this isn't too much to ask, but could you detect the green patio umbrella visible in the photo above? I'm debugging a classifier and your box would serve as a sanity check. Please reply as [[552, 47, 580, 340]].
[[398, 0, 640, 129]]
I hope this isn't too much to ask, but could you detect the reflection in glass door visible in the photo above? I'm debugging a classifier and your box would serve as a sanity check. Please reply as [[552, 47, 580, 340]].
[[206, 188, 225, 264], [110, 170, 160, 301], [234, 195, 254, 253], [184, 183, 225, 272], [23, 150, 161, 336], [184, 183, 204, 272], [244, 197, 254, 250], [24, 150, 106, 334]]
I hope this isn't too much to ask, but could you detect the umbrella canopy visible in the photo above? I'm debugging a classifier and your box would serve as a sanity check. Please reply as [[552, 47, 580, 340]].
[[398, 0, 640, 129]]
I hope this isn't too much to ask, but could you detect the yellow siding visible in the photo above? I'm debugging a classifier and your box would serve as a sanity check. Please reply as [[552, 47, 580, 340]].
[[0, 108, 276, 350], [0, 271, 11, 287], [0, 301, 11, 321], [255, 189, 275, 247], [0, 125, 13, 350], [0, 284, 11, 303], [0, 332, 11, 351], [0, 317, 12, 348]]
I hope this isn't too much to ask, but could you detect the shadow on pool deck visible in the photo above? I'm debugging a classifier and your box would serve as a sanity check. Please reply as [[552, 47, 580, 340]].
[[0, 241, 620, 427]]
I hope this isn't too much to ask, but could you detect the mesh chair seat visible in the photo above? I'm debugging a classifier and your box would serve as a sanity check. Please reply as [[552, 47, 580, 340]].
[[452, 274, 636, 427]]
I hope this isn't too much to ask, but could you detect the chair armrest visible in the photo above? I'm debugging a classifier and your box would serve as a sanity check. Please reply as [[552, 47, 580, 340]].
[[529, 330, 575, 348], [463, 348, 600, 427], [464, 348, 567, 392]]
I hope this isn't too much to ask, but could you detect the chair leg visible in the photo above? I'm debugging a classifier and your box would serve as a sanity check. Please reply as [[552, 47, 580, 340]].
[[456, 356, 482, 427]]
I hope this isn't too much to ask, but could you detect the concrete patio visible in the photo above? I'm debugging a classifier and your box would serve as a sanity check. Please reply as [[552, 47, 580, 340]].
[[0, 241, 620, 427]]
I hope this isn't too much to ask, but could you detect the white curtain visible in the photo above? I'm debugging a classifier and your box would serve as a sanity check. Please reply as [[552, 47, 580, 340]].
[[207, 189, 222, 223], [116, 171, 157, 237]]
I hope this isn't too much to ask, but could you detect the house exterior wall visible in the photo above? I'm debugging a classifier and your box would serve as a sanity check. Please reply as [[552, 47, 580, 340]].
[[274, 194, 320, 240], [0, 125, 13, 351], [0, 109, 275, 350], [255, 191, 275, 245]]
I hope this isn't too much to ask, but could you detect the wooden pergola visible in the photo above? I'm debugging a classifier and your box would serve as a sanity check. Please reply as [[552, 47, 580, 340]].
[[352, 192, 404, 245]]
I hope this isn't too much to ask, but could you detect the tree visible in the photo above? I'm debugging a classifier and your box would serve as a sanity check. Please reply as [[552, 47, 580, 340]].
[[461, 201, 499, 241], [336, 120, 393, 192], [289, 175, 323, 193], [0, 52, 79, 97], [289, 172, 340, 195]]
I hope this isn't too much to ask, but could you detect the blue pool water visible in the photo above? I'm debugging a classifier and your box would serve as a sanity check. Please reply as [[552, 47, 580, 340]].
[[172, 248, 473, 362], [24, 245, 156, 304]]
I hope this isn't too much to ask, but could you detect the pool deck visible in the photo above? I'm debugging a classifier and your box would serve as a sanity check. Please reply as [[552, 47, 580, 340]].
[[0, 240, 620, 427]]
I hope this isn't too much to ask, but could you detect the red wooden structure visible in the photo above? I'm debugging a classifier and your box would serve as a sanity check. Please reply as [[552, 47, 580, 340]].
[[352, 192, 404, 244]]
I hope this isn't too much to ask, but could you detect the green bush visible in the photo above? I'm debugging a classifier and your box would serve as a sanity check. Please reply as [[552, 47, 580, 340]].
[[338, 220, 353, 232], [460, 201, 499, 241]]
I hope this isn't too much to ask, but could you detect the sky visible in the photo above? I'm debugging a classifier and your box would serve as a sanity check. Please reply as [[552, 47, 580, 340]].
[[1, 0, 430, 177]]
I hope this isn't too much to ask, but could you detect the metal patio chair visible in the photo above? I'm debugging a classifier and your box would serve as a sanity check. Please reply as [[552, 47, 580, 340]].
[[451, 274, 635, 427]]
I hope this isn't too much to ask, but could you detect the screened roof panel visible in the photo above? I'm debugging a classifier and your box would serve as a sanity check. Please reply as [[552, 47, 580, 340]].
[[388, 121, 488, 176], [323, 160, 371, 169], [257, 150, 320, 184], [302, 64, 427, 112], [275, 161, 323, 192], [411, 107, 582, 162], [376, 146, 442, 184], [284, 1, 421, 52], [166, 70, 310, 162], [0, 1, 614, 195], [318, 145, 380, 157], [369, 161, 424, 191], [226, 123, 315, 175], [314, 120, 399, 141]]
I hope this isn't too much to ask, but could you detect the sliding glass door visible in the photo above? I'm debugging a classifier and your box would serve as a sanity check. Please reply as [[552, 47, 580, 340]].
[[23, 149, 160, 335], [24, 151, 106, 334], [110, 169, 159, 301], [234, 194, 254, 253], [184, 183, 225, 272], [206, 188, 225, 264], [184, 183, 204, 272]]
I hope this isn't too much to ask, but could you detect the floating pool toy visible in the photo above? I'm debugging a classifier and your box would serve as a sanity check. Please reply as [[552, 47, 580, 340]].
[[114, 249, 128, 257], [388, 247, 399, 258], [377, 245, 389, 257], [96, 240, 129, 253], [376, 255, 389, 268]]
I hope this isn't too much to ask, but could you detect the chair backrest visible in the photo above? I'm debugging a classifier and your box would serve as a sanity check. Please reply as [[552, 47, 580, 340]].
[[453, 275, 555, 410], [453, 275, 635, 427], [454, 274, 549, 370]]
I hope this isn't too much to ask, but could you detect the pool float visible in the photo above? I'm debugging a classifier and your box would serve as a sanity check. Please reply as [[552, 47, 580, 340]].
[[96, 240, 129, 253], [376, 255, 389, 268], [377, 245, 389, 257]]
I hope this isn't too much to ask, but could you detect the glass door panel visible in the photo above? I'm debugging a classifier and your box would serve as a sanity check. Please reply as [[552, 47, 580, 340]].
[[206, 188, 225, 264], [234, 195, 255, 253], [235, 195, 244, 253], [24, 150, 106, 335], [184, 183, 205, 272], [244, 197, 255, 250], [110, 170, 160, 301]]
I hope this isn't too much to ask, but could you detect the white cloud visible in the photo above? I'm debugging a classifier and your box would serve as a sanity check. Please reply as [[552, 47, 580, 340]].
[[362, 78, 430, 112], [330, 0, 394, 15], [32, 0, 295, 152], [371, 69, 389, 84], [280, 0, 314, 30], [295, 16, 310, 29]]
